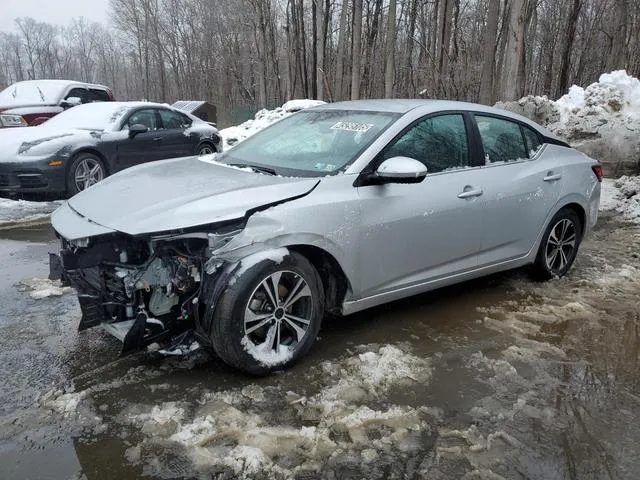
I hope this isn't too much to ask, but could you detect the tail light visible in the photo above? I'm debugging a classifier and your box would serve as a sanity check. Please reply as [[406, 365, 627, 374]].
[[592, 164, 604, 182]]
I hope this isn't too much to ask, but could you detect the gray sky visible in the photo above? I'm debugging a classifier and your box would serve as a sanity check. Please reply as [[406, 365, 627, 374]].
[[0, 0, 109, 32]]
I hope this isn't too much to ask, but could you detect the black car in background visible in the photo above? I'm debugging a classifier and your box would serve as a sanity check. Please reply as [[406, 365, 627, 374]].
[[0, 101, 222, 197]]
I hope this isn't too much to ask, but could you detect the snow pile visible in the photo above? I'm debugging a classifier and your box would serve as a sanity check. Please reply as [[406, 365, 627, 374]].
[[0, 198, 62, 227], [497, 70, 640, 175], [599, 176, 640, 222], [18, 277, 73, 299], [220, 99, 325, 149], [121, 344, 437, 479]]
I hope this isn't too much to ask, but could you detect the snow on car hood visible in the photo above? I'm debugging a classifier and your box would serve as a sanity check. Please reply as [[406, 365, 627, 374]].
[[67, 156, 320, 235], [0, 126, 97, 159]]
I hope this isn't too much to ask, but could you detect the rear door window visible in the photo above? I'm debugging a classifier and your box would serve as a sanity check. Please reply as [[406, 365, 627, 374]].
[[475, 115, 528, 164], [382, 114, 469, 173], [158, 109, 192, 129], [89, 88, 111, 102]]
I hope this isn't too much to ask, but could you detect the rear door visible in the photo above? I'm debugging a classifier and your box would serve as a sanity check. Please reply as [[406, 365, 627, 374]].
[[156, 108, 199, 158], [116, 108, 165, 170], [357, 113, 485, 298], [471, 114, 564, 266]]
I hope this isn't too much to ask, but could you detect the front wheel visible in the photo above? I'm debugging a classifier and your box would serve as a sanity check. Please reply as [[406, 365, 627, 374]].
[[531, 208, 582, 279], [209, 251, 324, 375], [196, 143, 216, 156], [66, 153, 106, 196]]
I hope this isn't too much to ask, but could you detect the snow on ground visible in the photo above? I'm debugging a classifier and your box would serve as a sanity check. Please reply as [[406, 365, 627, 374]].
[[496, 70, 640, 175], [0, 198, 62, 227], [17, 278, 73, 299], [108, 344, 434, 478], [599, 176, 640, 222], [220, 99, 325, 149]]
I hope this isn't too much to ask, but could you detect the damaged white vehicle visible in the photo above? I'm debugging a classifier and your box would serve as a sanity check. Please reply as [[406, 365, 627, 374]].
[[50, 100, 602, 374]]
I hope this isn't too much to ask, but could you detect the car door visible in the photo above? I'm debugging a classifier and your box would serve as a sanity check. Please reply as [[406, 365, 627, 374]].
[[156, 108, 199, 158], [356, 113, 485, 299], [471, 114, 564, 266], [116, 108, 165, 170]]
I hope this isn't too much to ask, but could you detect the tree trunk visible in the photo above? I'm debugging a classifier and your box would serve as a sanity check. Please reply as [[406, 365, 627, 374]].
[[556, 0, 583, 98], [479, 0, 500, 104], [350, 0, 363, 100], [502, 0, 532, 101], [384, 0, 397, 98], [334, 0, 349, 100], [315, 0, 325, 100]]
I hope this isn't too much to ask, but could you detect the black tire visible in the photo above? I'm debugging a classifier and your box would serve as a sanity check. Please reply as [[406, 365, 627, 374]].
[[66, 153, 106, 196], [196, 142, 216, 156], [531, 208, 582, 280], [209, 250, 324, 375]]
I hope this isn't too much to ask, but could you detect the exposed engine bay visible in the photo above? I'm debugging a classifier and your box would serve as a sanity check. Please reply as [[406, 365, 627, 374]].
[[50, 225, 242, 355]]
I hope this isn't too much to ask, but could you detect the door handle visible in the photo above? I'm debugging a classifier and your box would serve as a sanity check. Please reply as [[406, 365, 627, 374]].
[[457, 188, 484, 199], [543, 172, 562, 182], [152, 137, 162, 142]]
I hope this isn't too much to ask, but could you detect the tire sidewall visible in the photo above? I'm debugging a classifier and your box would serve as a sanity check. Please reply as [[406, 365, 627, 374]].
[[66, 153, 106, 196], [535, 208, 582, 278], [196, 142, 215, 156], [210, 251, 324, 375]]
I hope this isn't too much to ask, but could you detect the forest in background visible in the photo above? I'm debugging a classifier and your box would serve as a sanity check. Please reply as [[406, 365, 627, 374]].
[[0, 0, 638, 126]]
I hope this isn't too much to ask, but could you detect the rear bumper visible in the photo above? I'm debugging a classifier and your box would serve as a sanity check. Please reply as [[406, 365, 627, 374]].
[[0, 159, 67, 194]]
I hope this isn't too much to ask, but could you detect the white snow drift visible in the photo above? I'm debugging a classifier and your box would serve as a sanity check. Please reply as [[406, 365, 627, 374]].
[[497, 70, 640, 174], [0, 198, 62, 227]]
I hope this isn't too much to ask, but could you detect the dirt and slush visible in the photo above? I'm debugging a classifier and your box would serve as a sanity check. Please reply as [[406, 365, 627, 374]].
[[0, 209, 638, 480]]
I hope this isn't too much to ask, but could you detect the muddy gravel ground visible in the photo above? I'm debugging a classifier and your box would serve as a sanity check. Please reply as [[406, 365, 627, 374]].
[[0, 213, 639, 480]]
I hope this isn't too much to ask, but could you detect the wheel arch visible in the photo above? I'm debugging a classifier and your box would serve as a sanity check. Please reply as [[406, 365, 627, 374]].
[[68, 148, 110, 175], [286, 244, 351, 316], [562, 202, 586, 238], [196, 140, 217, 154]]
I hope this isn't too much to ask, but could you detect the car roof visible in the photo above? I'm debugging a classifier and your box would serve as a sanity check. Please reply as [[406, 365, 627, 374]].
[[313, 99, 557, 137], [11, 79, 111, 90]]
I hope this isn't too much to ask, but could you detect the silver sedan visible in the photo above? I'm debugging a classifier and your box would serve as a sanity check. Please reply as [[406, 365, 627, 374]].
[[50, 100, 602, 374]]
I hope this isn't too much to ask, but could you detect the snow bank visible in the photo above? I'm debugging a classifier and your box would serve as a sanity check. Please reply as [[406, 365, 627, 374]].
[[0, 198, 62, 227], [220, 99, 325, 149], [496, 70, 640, 175], [599, 176, 640, 222]]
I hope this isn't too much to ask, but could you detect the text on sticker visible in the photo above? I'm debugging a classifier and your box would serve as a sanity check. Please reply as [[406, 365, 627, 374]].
[[331, 121, 374, 132]]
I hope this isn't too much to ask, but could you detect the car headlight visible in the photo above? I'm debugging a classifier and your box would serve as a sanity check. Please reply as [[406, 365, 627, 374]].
[[0, 113, 27, 127]]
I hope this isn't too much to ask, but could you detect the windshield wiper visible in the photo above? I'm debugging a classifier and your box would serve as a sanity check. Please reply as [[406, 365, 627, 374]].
[[228, 163, 277, 176], [36, 86, 45, 102]]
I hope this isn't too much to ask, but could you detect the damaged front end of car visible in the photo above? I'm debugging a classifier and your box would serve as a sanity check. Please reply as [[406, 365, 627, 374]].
[[50, 220, 245, 356]]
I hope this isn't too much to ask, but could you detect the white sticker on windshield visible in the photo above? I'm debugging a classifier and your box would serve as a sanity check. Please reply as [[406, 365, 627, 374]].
[[331, 121, 374, 132]]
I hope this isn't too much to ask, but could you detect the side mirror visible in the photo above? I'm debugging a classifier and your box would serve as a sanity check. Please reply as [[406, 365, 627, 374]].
[[373, 157, 427, 184], [128, 123, 148, 138], [60, 96, 82, 108]]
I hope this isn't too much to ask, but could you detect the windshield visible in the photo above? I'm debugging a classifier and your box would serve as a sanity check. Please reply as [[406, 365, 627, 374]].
[[218, 110, 400, 176], [0, 81, 67, 105], [41, 103, 130, 130]]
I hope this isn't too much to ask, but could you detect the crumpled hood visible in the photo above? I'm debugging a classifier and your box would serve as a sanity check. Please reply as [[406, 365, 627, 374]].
[[0, 126, 97, 158], [67, 156, 319, 235]]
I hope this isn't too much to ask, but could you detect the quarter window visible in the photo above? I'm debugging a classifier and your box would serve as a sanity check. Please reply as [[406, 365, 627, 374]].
[[89, 88, 111, 102], [521, 125, 542, 157], [475, 115, 528, 164], [382, 114, 469, 173], [126, 109, 159, 130]]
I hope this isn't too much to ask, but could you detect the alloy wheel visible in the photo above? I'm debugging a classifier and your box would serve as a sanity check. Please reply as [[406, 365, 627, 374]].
[[198, 145, 214, 155], [74, 158, 104, 191], [243, 270, 313, 357], [545, 218, 577, 274]]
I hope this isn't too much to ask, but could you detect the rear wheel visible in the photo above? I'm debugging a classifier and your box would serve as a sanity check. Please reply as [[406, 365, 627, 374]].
[[532, 208, 582, 279], [209, 251, 324, 375], [66, 153, 106, 196]]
